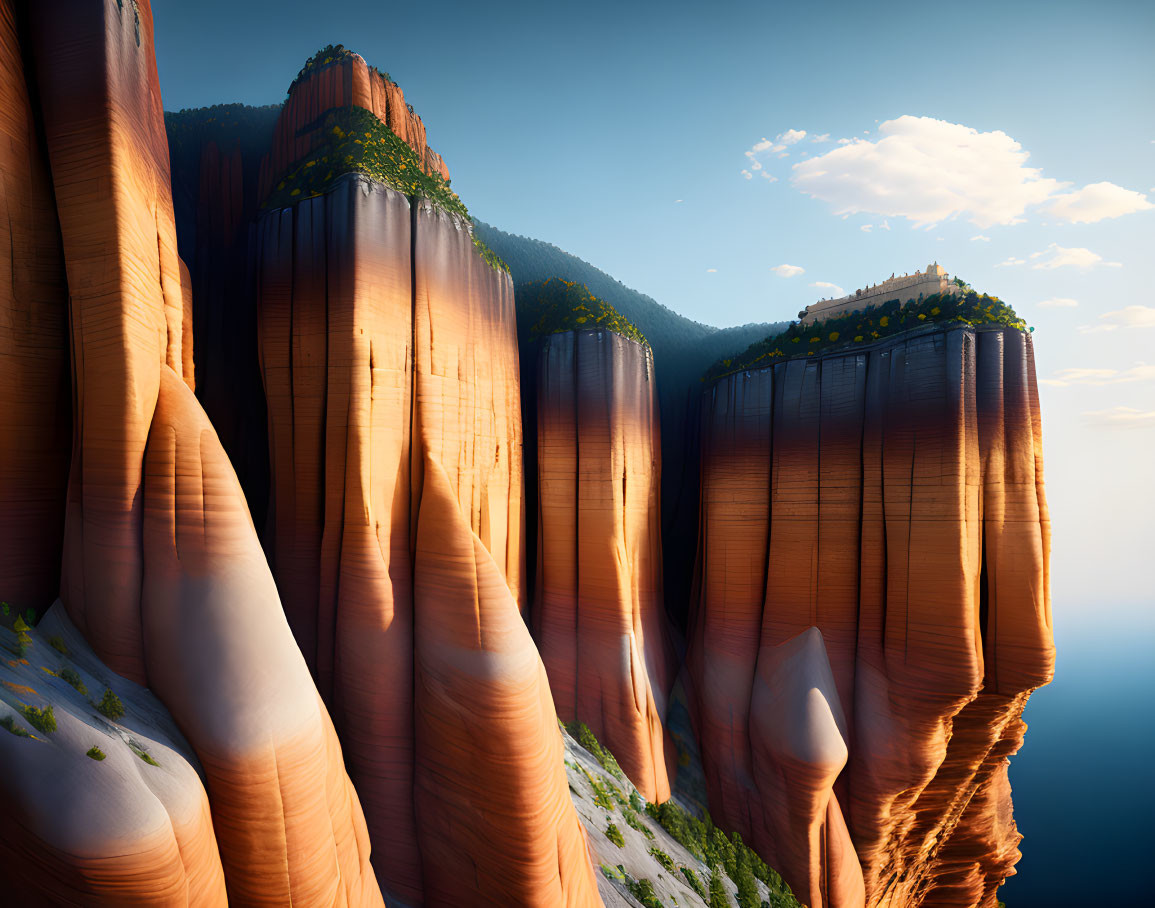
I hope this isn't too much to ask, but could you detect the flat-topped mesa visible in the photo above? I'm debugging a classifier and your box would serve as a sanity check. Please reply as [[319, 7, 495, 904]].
[[801, 263, 959, 325], [689, 295, 1053, 908], [520, 279, 677, 803], [259, 44, 449, 201]]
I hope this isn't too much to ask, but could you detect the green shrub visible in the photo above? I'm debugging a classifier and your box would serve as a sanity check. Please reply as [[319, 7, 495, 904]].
[[626, 876, 663, 908], [522, 281, 648, 347], [11, 615, 32, 656], [630, 789, 647, 813], [86, 746, 106, 761], [709, 869, 731, 908], [48, 636, 68, 656], [605, 823, 625, 848], [59, 667, 87, 696], [0, 715, 30, 737], [649, 846, 676, 873], [97, 688, 126, 721], [600, 863, 624, 882], [704, 289, 1027, 382], [22, 704, 55, 734], [624, 808, 654, 840], [137, 750, 160, 767], [680, 865, 708, 899]]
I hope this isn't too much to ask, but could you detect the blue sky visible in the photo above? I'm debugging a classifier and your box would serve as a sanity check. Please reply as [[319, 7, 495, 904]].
[[153, 0, 1154, 619]]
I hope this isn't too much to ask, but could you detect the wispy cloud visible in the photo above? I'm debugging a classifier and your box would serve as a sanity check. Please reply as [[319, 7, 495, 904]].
[[741, 169, 753, 180], [706, 268, 717, 273], [971, 234, 991, 242], [1038, 297, 1079, 308], [1029, 244, 1122, 270], [996, 256, 1027, 267], [761, 172, 778, 182], [810, 281, 845, 296], [811, 133, 830, 143], [1099, 305, 1155, 328], [1041, 365, 1155, 386], [1048, 182, 1153, 223], [1083, 406, 1155, 428], [860, 220, 891, 233], [772, 264, 805, 277]]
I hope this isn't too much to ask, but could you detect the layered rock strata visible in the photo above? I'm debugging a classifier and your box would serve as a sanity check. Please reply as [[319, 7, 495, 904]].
[[688, 326, 1053, 908], [256, 173, 598, 905], [259, 50, 449, 200], [532, 328, 675, 802], [2, 2, 383, 903]]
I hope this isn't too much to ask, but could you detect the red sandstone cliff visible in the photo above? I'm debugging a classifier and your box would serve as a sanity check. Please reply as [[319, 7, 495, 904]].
[[255, 174, 598, 906], [0, 2, 382, 903], [259, 50, 449, 201], [532, 328, 676, 803], [688, 325, 1053, 908]]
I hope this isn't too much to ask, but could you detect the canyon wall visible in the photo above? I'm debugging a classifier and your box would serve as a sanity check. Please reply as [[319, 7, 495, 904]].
[[688, 325, 1053, 908], [255, 172, 598, 907], [1, 2, 382, 903], [531, 328, 675, 802]]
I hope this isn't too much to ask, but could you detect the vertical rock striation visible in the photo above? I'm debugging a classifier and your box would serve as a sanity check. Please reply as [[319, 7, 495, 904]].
[[1, 2, 384, 903], [532, 328, 675, 802], [0, 0, 71, 614], [688, 326, 1053, 908]]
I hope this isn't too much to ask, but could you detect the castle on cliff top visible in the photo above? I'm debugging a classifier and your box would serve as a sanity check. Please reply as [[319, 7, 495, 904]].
[[800, 263, 957, 325]]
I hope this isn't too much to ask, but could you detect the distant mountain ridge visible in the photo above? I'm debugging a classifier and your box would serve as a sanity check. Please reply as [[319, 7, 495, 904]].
[[475, 219, 790, 623]]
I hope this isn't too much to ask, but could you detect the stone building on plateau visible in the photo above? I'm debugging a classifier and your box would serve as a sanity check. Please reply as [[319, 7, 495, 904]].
[[800, 263, 957, 325]]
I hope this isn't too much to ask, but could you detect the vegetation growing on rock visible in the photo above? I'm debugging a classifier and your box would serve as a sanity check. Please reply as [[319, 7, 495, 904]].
[[0, 715, 30, 737], [705, 289, 1028, 382], [566, 720, 625, 780], [97, 689, 126, 721], [22, 704, 55, 735], [519, 279, 649, 346], [605, 822, 625, 848], [260, 105, 507, 272], [86, 746, 106, 761], [58, 667, 87, 696]]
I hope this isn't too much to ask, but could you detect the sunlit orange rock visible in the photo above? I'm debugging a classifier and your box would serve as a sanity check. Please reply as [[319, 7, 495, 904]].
[[532, 328, 675, 802], [3, 2, 385, 904], [258, 50, 449, 201], [688, 326, 1053, 908]]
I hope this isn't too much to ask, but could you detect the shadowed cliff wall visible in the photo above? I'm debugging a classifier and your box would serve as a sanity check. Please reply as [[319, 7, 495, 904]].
[[530, 328, 676, 802], [688, 324, 1053, 908]]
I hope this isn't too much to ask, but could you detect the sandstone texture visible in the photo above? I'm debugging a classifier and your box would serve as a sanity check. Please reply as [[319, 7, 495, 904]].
[[1, 604, 227, 907], [256, 176, 597, 905], [1, 3, 384, 904], [532, 328, 675, 803], [688, 325, 1053, 908], [259, 51, 448, 202]]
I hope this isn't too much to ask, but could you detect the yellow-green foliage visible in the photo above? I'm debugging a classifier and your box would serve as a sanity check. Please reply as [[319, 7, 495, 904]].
[[705, 289, 1028, 382], [567, 720, 626, 780], [97, 689, 126, 721], [261, 105, 507, 273], [59, 667, 87, 697], [0, 715, 30, 737], [86, 746, 106, 761], [287, 44, 386, 94], [520, 279, 649, 346], [48, 636, 68, 656], [22, 705, 55, 735], [605, 822, 625, 848]]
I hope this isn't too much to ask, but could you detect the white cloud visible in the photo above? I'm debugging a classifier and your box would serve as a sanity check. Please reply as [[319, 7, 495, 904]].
[[1041, 365, 1155, 386], [760, 172, 778, 182], [810, 281, 845, 296], [1099, 305, 1155, 328], [1029, 243, 1121, 270], [779, 129, 806, 145], [1038, 297, 1079, 308], [749, 160, 763, 171], [706, 268, 717, 273], [971, 234, 992, 242], [836, 137, 853, 145], [811, 134, 830, 143], [772, 264, 805, 277], [1077, 324, 1118, 334], [1083, 406, 1155, 428], [860, 224, 872, 233], [996, 256, 1026, 267], [675, 199, 683, 203], [741, 170, 753, 180], [1047, 182, 1153, 223], [789, 116, 1071, 227]]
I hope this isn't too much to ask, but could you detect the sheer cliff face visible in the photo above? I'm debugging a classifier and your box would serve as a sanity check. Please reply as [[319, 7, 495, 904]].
[[256, 174, 597, 906], [532, 329, 675, 802], [1, 2, 381, 904], [0, 2, 70, 614], [688, 326, 1053, 908]]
